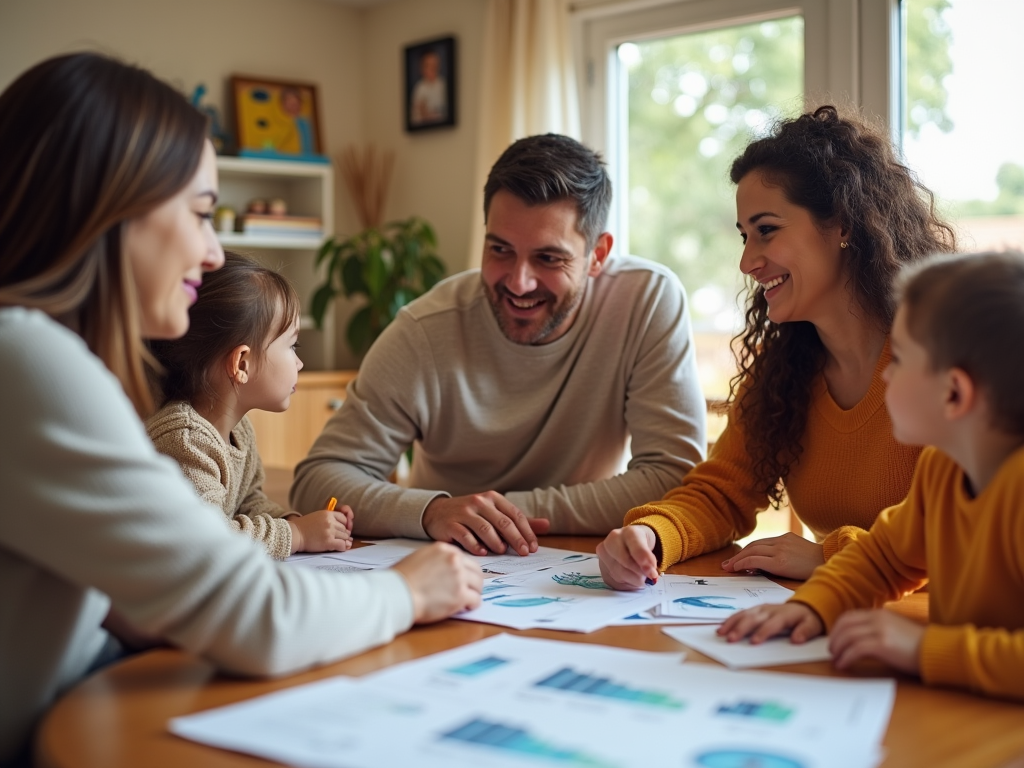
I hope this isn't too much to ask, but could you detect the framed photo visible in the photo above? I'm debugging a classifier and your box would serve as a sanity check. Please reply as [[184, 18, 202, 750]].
[[404, 36, 456, 132], [230, 75, 325, 160]]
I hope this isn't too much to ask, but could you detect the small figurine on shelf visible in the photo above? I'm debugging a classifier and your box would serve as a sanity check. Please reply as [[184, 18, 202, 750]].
[[246, 198, 268, 215], [269, 198, 288, 216], [214, 206, 236, 234]]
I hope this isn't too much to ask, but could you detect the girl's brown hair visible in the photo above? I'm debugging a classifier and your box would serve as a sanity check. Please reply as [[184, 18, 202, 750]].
[[899, 250, 1024, 435], [149, 251, 300, 406], [0, 52, 208, 417], [727, 105, 957, 507]]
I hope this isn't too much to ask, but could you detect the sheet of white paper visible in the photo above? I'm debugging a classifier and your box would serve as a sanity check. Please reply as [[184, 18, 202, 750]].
[[654, 575, 794, 621], [663, 624, 833, 668], [287, 539, 596, 579], [457, 557, 665, 632], [170, 634, 893, 768], [606, 610, 721, 626], [284, 553, 374, 573]]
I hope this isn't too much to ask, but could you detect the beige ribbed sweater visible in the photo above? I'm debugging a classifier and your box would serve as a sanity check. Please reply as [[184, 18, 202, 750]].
[[146, 401, 293, 559]]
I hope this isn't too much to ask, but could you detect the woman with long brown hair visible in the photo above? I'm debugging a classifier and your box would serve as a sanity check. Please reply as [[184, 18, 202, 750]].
[[597, 105, 957, 589], [0, 52, 480, 765]]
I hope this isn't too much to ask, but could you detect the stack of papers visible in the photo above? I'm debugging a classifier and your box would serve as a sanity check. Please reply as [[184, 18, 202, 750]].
[[170, 634, 895, 768]]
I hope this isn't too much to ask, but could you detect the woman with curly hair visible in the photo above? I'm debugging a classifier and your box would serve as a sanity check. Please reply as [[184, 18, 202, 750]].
[[597, 105, 957, 588]]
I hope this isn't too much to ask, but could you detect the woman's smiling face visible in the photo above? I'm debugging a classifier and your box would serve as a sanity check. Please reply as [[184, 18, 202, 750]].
[[735, 169, 849, 326]]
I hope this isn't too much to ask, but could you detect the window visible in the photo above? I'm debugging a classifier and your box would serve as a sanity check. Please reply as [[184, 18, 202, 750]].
[[900, 0, 1024, 252]]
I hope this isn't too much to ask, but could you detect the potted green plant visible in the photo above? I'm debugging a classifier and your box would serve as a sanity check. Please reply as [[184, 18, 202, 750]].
[[310, 144, 446, 357], [310, 217, 446, 356]]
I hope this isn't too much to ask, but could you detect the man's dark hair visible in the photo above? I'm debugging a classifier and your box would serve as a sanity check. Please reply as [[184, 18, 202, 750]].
[[483, 134, 612, 251]]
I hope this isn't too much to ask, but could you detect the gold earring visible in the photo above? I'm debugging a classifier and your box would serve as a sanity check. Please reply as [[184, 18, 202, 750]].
[[840, 241, 849, 249]]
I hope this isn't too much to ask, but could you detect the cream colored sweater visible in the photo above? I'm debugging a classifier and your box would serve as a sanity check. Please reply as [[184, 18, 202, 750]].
[[146, 402, 293, 560], [292, 256, 707, 538], [0, 308, 414, 765]]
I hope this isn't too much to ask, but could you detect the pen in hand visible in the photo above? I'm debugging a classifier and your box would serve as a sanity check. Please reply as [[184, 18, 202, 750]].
[[326, 497, 337, 512]]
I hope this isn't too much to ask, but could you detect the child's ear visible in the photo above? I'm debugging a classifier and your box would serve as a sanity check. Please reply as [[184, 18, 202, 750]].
[[226, 344, 252, 385], [944, 367, 976, 420]]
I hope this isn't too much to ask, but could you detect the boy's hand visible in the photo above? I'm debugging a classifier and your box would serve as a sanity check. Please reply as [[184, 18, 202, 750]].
[[829, 609, 924, 675], [392, 543, 484, 623], [720, 532, 825, 580], [596, 525, 659, 590], [718, 602, 825, 644], [423, 492, 546, 557], [288, 507, 354, 554]]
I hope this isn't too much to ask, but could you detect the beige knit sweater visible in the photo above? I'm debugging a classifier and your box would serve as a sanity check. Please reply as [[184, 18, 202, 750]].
[[146, 401, 293, 559]]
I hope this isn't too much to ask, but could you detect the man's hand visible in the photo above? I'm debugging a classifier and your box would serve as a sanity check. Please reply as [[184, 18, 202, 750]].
[[829, 609, 924, 675], [596, 525, 659, 590], [718, 602, 825, 644], [392, 543, 484, 623], [720, 532, 825, 580], [422, 492, 549, 556]]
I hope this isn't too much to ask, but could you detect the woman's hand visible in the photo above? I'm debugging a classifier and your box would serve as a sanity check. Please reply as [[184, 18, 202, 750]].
[[718, 602, 825, 644], [721, 532, 825, 579], [829, 609, 924, 675], [596, 525, 659, 590], [392, 543, 484, 623]]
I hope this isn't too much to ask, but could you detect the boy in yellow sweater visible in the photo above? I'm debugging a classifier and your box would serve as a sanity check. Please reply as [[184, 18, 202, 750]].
[[719, 250, 1024, 700]]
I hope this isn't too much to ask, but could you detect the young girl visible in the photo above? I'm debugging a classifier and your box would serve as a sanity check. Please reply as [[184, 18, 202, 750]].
[[147, 251, 353, 560], [720, 250, 1024, 700]]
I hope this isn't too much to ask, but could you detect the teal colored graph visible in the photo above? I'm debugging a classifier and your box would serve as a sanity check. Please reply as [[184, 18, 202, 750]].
[[551, 572, 611, 590], [534, 667, 685, 710], [440, 717, 619, 768], [447, 656, 510, 676], [482, 582, 508, 595], [695, 750, 805, 768], [716, 700, 793, 722], [491, 596, 572, 608], [674, 596, 737, 610]]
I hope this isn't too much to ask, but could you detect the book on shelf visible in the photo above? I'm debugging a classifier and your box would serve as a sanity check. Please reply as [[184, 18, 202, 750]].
[[241, 214, 323, 237]]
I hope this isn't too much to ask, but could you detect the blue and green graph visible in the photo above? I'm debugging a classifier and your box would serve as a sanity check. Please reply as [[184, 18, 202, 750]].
[[533, 667, 685, 710], [716, 700, 794, 722], [447, 656, 510, 677], [440, 717, 618, 768], [695, 750, 805, 768]]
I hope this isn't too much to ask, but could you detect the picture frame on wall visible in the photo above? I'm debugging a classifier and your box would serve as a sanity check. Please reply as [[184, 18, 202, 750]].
[[230, 74, 328, 163], [404, 36, 456, 132]]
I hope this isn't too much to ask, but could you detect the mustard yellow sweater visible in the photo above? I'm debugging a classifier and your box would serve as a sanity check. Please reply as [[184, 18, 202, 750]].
[[793, 445, 1024, 700], [626, 344, 921, 568]]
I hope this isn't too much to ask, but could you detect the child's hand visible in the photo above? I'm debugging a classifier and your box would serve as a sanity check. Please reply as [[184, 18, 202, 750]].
[[720, 532, 825, 580], [391, 543, 483, 623], [829, 609, 924, 675], [288, 508, 354, 554], [718, 602, 825, 644], [596, 525, 659, 590]]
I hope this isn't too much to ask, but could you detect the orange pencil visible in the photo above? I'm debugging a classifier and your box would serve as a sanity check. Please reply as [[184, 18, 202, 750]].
[[326, 497, 337, 511]]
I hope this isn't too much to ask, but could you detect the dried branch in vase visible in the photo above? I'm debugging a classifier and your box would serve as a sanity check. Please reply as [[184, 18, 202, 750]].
[[339, 144, 395, 229]]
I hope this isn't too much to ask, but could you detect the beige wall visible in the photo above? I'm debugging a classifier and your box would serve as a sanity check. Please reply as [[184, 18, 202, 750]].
[[0, 0, 487, 367], [359, 0, 488, 275]]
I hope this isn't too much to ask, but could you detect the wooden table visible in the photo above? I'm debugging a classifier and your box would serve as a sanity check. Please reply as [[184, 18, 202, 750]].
[[36, 537, 1024, 768]]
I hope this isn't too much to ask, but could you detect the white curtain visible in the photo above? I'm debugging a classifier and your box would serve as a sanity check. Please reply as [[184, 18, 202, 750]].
[[467, 0, 582, 268]]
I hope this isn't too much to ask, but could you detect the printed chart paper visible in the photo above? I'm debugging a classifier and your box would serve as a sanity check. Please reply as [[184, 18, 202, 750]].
[[457, 557, 665, 632], [653, 575, 794, 621], [664, 624, 833, 668], [286, 539, 596, 580], [170, 634, 894, 768]]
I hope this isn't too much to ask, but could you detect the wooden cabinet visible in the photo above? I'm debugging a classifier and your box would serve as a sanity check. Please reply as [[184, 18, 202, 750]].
[[247, 370, 357, 470]]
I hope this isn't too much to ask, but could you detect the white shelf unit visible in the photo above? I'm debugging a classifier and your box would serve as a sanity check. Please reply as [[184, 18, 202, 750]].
[[215, 156, 336, 369]]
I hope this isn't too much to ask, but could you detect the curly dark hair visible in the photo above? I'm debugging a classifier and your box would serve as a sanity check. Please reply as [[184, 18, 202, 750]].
[[727, 105, 957, 507]]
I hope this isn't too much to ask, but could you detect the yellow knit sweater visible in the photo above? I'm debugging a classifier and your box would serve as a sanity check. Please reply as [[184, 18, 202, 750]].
[[793, 445, 1024, 701], [626, 343, 921, 568]]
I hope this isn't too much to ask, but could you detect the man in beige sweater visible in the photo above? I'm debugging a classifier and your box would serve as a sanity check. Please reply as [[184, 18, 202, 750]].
[[292, 134, 706, 556]]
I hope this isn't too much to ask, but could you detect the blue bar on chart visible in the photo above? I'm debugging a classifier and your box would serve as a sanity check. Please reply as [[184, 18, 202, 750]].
[[439, 717, 617, 768], [446, 656, 510, 677], [716, 700, 794, 722], [533, 667, 685, 710]]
